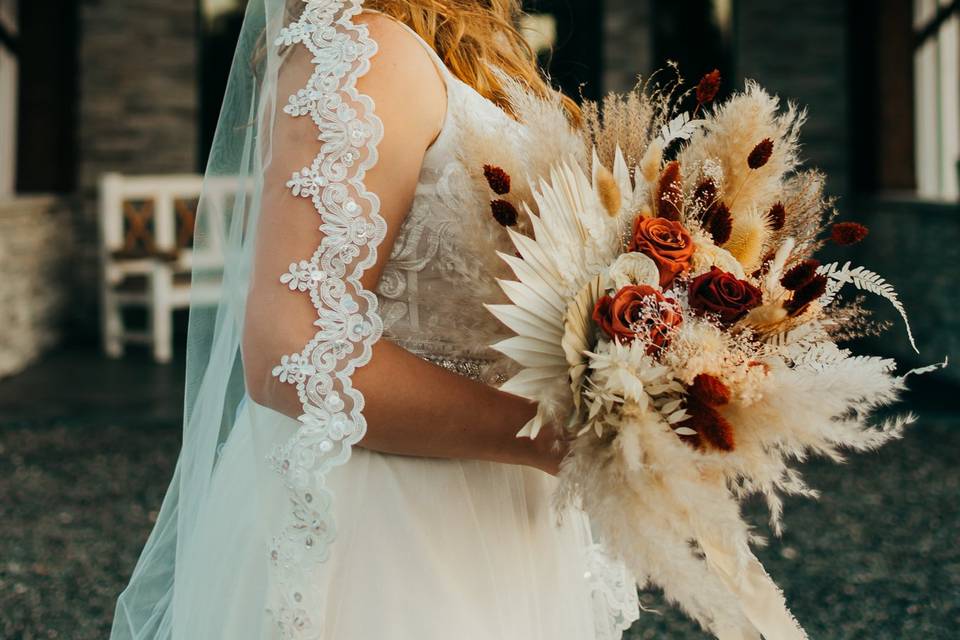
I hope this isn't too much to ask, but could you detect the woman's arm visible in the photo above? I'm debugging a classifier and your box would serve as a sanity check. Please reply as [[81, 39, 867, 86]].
[[242, 14, 562, 474]]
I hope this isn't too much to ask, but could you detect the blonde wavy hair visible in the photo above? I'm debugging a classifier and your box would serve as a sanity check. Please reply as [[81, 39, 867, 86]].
[[365, 0, 580, 124]]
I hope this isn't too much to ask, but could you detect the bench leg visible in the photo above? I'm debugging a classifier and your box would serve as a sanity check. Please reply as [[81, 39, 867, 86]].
[[150, 266, 174, 364], [102, 292, 124, 359], [151, 302, 173, 363]]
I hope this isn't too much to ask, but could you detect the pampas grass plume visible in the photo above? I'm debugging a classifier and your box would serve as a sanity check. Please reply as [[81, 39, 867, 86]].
[[641, 138, 665, 186], [597, 164, 622, 216], [725, 210, 769, 273], [741, 302, 788, 329]]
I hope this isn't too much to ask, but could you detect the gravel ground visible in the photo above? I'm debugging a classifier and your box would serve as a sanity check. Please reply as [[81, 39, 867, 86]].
[[0, 350, 957, 639]]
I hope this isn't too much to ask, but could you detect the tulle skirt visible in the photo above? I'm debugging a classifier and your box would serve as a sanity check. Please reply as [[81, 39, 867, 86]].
[[167, 399, 634, 639]]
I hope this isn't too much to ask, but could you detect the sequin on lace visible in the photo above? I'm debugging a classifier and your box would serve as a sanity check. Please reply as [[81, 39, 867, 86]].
[[266, 2, 385, 637], [265, 2, 639, 637]]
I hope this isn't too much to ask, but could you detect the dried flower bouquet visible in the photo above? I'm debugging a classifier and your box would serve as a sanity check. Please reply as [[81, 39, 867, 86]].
[[476, 67, 945, 639]]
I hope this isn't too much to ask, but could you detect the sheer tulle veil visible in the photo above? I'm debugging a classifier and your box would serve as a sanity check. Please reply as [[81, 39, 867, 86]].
[[111, 1, 390, 636], [110, 1, 645, 637]]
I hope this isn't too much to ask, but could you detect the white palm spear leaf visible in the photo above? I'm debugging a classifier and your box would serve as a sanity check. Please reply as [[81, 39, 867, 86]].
[[486, 156, 625, 438]]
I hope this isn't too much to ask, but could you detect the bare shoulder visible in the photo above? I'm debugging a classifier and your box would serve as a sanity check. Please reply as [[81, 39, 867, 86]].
[[354, 12, 447, 147]]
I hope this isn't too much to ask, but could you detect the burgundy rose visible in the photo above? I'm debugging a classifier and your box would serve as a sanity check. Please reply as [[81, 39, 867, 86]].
[[592, 284, 683, 355], [688, 267, 762, 325]]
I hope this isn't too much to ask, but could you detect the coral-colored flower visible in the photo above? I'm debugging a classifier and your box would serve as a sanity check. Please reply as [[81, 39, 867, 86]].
[[696, 69, 722, 105], [628, 216, 695, 287], [831, 221, 869, 246], [483, 164, 511, 195], [592, 284, 683, 354], [780, 259, 821, 291], [656, 161, 684, 221], [689, 266, 763, 325], [490, 199, 518, 226], [747, 138, 774, 169]]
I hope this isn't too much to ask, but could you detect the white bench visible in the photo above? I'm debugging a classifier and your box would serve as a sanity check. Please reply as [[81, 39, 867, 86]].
[[98, 173, 236, 362]]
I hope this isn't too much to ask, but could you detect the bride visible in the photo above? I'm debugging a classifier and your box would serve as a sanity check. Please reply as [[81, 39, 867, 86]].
[[111, 1, 639, 638]]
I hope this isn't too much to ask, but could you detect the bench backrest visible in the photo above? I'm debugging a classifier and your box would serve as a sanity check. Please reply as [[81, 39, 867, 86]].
[[99, 173, 243, 275]]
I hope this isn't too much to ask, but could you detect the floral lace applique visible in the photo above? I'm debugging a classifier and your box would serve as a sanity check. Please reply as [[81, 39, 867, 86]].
[[266, 1, 385, 637]]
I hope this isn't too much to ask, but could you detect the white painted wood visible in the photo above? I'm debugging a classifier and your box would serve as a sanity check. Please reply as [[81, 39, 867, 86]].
[[936, 10, 959, 199], [914, 40, 940, 198], [0, 51, 15, 197], [0, 0, 17, 29], [913, 0, 960, 200], [98, 173, 232, 362]]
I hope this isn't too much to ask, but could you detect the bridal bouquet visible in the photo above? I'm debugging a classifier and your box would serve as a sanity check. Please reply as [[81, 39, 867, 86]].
[[473, 69, 944, 639]]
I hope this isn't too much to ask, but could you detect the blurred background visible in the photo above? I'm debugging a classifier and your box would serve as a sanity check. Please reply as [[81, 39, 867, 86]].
[[0, 0, 957, 638]]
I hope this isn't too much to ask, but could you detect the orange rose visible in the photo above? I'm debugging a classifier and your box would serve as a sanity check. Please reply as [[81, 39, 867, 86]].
[[628, 216, 695, 288], [592, 284, 683, 355]]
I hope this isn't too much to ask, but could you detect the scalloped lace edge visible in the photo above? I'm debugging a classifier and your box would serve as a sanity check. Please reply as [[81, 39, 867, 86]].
[[265, 1, 385, 637]]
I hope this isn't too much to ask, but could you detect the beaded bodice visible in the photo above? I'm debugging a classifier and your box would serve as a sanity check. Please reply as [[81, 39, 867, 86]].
[[375, 59, 521, 369]]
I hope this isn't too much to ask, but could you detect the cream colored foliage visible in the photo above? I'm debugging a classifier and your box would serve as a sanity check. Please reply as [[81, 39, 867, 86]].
[[679, 81, 805, 224], [689, 231, 746, 278], [483, 68, 934, 640], [724, 207, 770, 273], [607, 251, 660, 289]]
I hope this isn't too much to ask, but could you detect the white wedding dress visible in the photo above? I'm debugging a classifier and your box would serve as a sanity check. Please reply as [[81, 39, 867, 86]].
[[112, 4, 639, 639]]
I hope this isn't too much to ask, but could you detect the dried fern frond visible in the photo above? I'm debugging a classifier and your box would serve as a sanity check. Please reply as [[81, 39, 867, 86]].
[[818, 261, 918, 352]]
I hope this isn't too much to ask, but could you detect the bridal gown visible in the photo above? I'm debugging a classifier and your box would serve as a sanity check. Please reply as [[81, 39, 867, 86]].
[[135, 10, 639, 640]]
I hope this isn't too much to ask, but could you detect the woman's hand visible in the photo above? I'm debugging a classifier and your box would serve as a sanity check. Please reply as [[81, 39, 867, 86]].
[[522, 421, 570, 476]]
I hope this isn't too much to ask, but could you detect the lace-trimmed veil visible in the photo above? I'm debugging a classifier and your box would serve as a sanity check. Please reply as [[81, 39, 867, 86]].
[[111, 1, 390, 636]]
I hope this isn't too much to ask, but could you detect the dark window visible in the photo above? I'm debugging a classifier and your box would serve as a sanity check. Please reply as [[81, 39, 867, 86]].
[[15, 0, 77, 193], [851, 0, 960, 199], [849, 0, 917, 194], [525, 0, 604, 101], [197, 0, 604, 166], [199, 0, 248, 171], [652, 0, 736, 99]]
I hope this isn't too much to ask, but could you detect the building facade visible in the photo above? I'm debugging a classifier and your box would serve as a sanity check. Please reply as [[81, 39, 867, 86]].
[[0, 0, 957, 378]]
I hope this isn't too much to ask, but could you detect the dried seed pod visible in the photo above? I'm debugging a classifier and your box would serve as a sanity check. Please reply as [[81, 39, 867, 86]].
[[747, 138, 774, 170], [780, 259, 821, 291], [690, 373, 731, 406], [696, 69, 722, 105], [640, 139, 665, 185], [766, 201, 787, 230], [656, 161, 684, 221], [678, 397, 735, 452], [707, 203, 733, 245], [483, 164, 511, 195], [692, 178, 718, 215], [787, 273, 828, 316], [596, 165, 622, 216], [490, 199, 519, 226], [831, 221, 869, 245]]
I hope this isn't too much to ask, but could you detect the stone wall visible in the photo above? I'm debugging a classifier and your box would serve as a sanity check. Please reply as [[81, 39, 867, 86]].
[[0, 197, 75, 378], [735, 0, 851, 197], [601, 0, 653, 93], [73, 0, 199, 336], [601, 0, 851, 197]]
